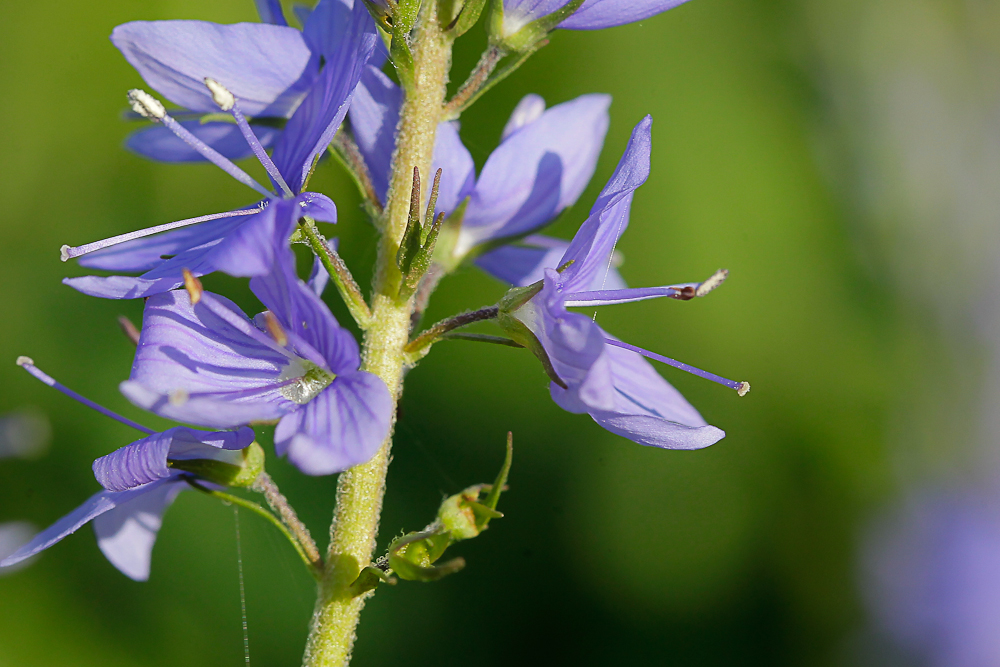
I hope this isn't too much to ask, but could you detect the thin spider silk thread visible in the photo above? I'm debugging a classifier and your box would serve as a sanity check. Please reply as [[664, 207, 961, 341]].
[[235, 506, 251, 665]]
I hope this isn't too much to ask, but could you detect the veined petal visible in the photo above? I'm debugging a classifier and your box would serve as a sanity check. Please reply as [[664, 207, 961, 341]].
[[476, 234, 626, 288], [250, 245, 360, 374], [348, 65, 401, 201], [558, 115, 651, 293], [75, 212, 247, 273], [112, 21, 318, 117], [551, 334, 724, 449], [206, 198, 296, 278], [126, 120, 281, 163], [302, 0, 352, 60], [501, 0, 690, 32], [124, 289, 296, 426], [501, 94, 546, 141], [460, 94, 610, 251], [271, 0, 377, 191], [93, 426, 253, 492], [0, 481, 169, 571], [432, 122, 476, 214], [94, 478, 186, 581], [274, 371, 392, 475]]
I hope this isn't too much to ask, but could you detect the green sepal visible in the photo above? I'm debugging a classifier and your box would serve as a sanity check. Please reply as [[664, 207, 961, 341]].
[[441, 0, 487, 35], [496, 0, 584, 51], [438, 434, 513, 539], [398, 212, 444, 300], [348, 563, 396, 596], [496, 288, 567, 388], [168, 441, 265, 488], [388, 528, 466, 582]]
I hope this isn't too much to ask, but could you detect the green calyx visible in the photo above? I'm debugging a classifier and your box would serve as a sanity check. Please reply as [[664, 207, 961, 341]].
[[168, 441, 266, 488], [490, 0, 585, 51], [496, 282, 567, 388]]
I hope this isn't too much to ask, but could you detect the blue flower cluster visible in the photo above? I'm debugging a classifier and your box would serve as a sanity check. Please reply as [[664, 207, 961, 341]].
[[2, 0, 744, 584]]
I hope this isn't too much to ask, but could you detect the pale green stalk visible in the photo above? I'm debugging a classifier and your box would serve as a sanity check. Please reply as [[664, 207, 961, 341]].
[[300, 4, 453, 666]]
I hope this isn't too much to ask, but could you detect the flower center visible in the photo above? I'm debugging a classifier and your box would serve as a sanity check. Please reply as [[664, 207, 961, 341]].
[[279, 359, 336, 405]]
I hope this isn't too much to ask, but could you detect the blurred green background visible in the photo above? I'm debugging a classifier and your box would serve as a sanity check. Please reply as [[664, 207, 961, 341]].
[[0, 0, 986, 664]]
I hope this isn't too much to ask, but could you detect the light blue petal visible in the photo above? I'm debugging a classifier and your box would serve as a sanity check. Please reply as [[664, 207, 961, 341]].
[[126, 121, 281, 163]]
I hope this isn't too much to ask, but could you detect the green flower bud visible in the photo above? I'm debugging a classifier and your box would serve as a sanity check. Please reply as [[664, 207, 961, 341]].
[[168, 441, 265, 488]]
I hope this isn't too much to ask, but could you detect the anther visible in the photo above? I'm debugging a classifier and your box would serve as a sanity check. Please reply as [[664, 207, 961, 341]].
[[118, 316, 141, 346], [59, 245, 71, 262], [737, 381, 750, 397], [169, 389, 189, 406], [128, 89, 166, 120], [204, 77, 235, 111], [16, 356, 33, 368], [183, 269, 203, 305], [263, 311, 288, 347], [695, 269, 728, 298]]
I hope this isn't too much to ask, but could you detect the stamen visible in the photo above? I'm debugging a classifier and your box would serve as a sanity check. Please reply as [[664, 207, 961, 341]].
[[183, 269, 203, 305], [61, 206, 264, 261], [263, 311, 288, 347], [564, 269, 730, 307], [16, 357, 155, 434], [601, 338, 749, 395], [118, 315, 141, 346], [204, 78, 294, 198], [128, 89, 165, 120], [127, 88, 272, 198]]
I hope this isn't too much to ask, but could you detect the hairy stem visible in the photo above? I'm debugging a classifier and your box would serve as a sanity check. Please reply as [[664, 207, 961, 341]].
[[301, 5, 453, 666], [300, 218, 373, 328], [253, 472, 322, 567]]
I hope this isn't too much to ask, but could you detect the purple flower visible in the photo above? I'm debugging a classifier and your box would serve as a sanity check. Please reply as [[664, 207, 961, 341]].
[[499, 0, 691, 35], [497, 116, 744, 449], [863, 490, 1000, 667], [0, 358, 255, 581], [60, 0, 377, 299], [120, 246, 393, 476], [349, 74, 610, 255]]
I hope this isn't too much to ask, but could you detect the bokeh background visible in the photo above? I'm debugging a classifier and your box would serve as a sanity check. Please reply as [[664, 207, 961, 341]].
[[1, 0, 997, 664]]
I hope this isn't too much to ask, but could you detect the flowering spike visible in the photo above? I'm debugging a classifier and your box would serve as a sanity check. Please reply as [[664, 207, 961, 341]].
[[127, 89, 165, 120], [15, 357, 154, 434], [182, 269, 202, 305], [203, 77, 235, 111]]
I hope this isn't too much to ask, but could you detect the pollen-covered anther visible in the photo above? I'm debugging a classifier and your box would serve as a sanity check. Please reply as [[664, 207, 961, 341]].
[[182, 269, 203, 305], [263, 311, 288, 347], [15, 356, 33, 368], [169, 389, 189, 406], [59, 245, 71, 262], [695, 269, 729, 298], [737, 381, 750, 397], [127, 89, 166, 120], [203, 77, 235, 111]]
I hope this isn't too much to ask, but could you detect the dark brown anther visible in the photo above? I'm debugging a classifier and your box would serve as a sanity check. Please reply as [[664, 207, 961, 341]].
[[670, 285, 698, 301]]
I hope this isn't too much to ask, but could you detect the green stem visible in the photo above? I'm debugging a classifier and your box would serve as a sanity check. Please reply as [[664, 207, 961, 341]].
[[187, 480, 320, 577], [404, 305, 499, 356], [300, 218, 373, 328], [300, 4, 454, 666]]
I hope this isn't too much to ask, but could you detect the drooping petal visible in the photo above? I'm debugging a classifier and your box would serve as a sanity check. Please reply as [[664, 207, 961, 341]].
[[551, 338, 724, 449], [250, 245, 360, 374], [255, 0, 288, 25], [111, 21, 318, 117], [299, 192, 338, 223], [458, 94, 610, 252], [94, 479, 186, 581], [270, 0, 377, 191], [274, 371, 392, 475], [501, 94, 546, 141], [0, 523, 36, 574], [523, 270, 616, 411], [558, 114, 651, 292], [500, 0, 690, 33], [205, 198, 298, 278], [432, 121, 476, 214], [126, 120, 281, 163], [302, 0, 351, 59], [123, 289, 296, 427], [92, 426, 253, 492], [0, 482, 165, 570], [348, 65, 401, 201]]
